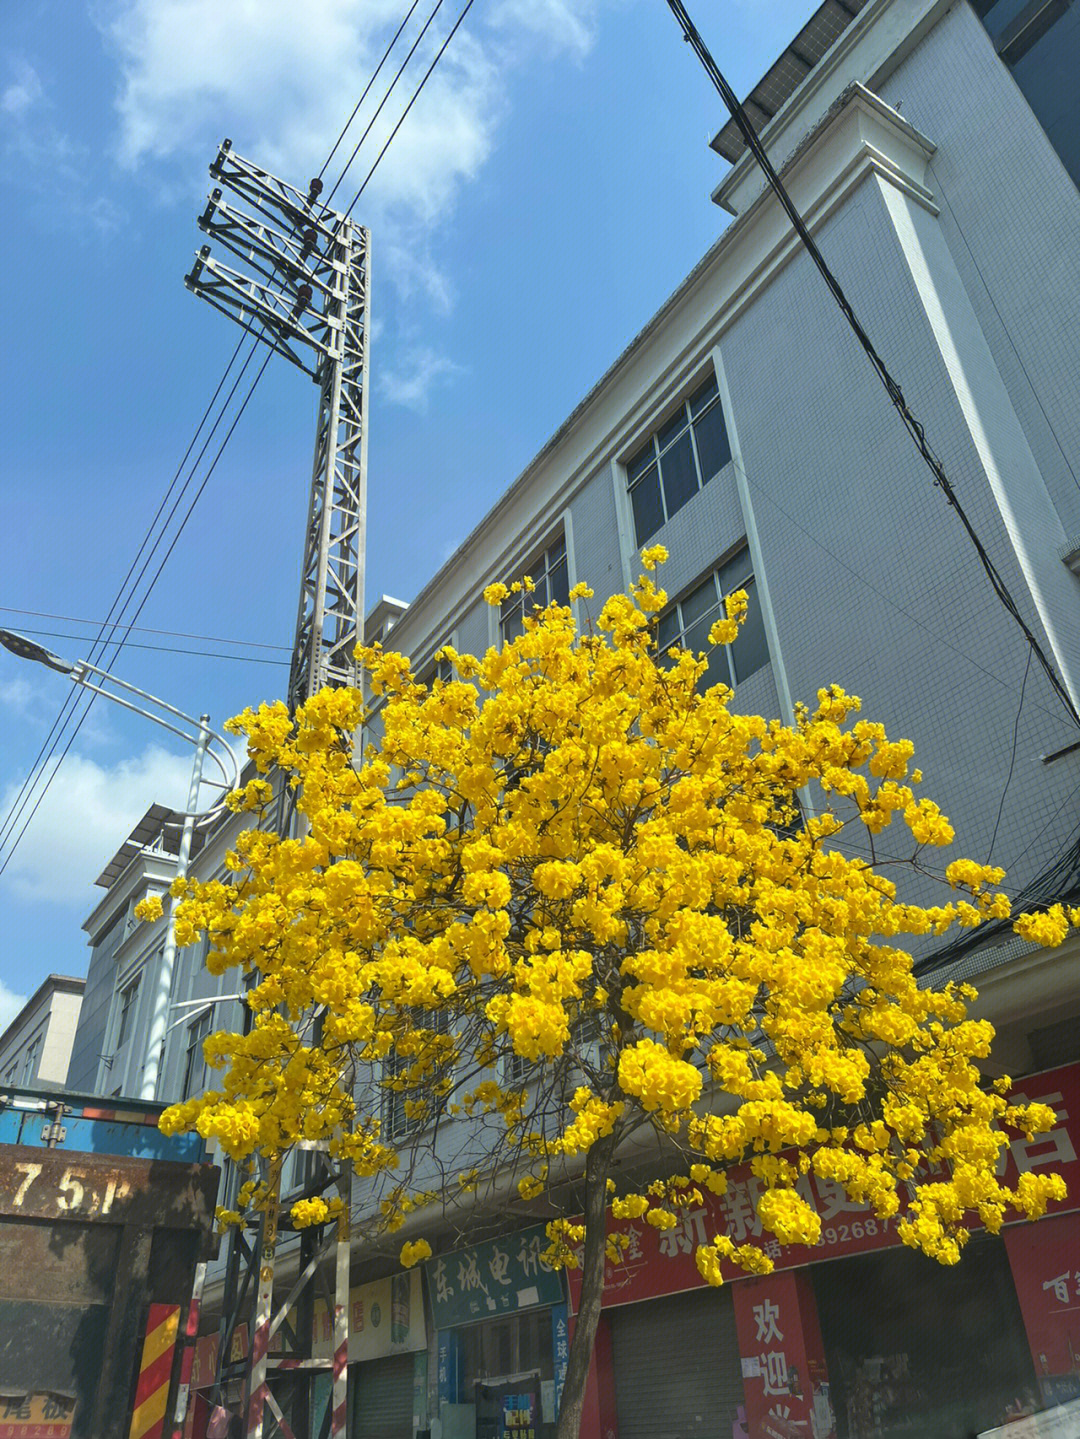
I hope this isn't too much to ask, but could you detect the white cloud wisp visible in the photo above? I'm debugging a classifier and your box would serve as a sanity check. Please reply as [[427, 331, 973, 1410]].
[[101, 0, 602, 398], [0, 745, 195, 905]]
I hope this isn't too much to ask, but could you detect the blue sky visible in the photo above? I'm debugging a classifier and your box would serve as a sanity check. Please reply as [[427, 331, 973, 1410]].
[[0, 0, 820, 1026]]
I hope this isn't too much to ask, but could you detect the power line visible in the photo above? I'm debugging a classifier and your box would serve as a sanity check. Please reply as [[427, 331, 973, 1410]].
[[0, 607, 289, 651], [317, 0, 426, 186], [985, 648, 1032, 865], [666, 0, 1080, 733], [0, 344, 277, 880], [3, 626, 288, 666], [738, 460, 1073, 734], [0, 328, 265, 860], [338, 0, 480, 226], [1, 0, 477, 874], [321, 0, 444, 211], [0, 325, 256, 855], [0, 4, 425, 864]]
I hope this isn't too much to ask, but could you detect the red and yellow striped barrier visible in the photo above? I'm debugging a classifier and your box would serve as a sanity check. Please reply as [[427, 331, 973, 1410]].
[[129, 1304, 180, 1439]]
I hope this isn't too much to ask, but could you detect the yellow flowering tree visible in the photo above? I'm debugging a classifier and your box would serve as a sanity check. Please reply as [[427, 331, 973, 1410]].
[[150, 550, 1072, 1439]]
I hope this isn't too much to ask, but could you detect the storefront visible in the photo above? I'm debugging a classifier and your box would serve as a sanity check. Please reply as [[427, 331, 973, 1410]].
[[566, 1062, 1080, 1439], [426, 1224, 570, 1439], [185, 1267, 426, 1439], [609, 1284, 744, 1439]]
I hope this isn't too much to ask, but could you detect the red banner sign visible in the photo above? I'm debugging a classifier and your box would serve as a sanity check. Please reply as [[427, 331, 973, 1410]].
[[567, 1063, 1078, 1313]]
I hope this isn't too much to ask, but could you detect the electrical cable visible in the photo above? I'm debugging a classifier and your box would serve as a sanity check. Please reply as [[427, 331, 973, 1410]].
[[738, 456, 1074, 735], [2, 0, 432, 858], [321, 0, 446, 212], [985, 648, 1031, 865], [338, 0, 480, 226], [0, 607, 289, 651], [0, 345, 276, 880], [0, 0, 477, 872], [666, 0, 1080, 733], [0, 326, 254, 854], [0, 327, 265, 861], [316, 0, 425, 186], [4, 627, 289, 666]]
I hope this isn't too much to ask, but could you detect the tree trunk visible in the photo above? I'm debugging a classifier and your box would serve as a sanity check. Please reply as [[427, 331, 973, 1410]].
[[555, 1132, 616, 1439]]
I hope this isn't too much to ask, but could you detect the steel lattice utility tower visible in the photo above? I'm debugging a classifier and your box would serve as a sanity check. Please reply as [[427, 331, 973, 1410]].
[[186, 140, 368, 1439], [187, 139, 370, 709]]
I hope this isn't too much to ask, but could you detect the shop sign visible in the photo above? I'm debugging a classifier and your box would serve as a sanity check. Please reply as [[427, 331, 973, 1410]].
[[412, 1350, 429, 1433], [550, 1304, 569, 1417], [424, 1224, 565, 1329], [1004, 1215, 1080, 1405], [310, 1269, 425, 1362], [501, 1391, 538, 1439], [191, 1322, 253, 1389], [567, 1062, 1079, 1313], [191, 1272, 424, 1387], [437, 1330, 461, 1405], [731, 1272, 836, 1439], [0, 1391, 77, 1439]]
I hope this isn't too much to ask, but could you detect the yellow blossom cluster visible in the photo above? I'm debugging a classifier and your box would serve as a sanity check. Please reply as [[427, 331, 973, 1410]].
[[151, 550, 1070, 1280]]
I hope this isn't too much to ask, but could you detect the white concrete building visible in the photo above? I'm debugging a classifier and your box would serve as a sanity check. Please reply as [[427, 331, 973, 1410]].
[[0, 973, 84, 1091]]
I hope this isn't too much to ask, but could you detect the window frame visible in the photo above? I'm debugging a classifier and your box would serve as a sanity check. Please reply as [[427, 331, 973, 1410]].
[[21, 1033, 43, 1085], [656, 543, 769, 690], [382, 1007, 453, 1142], [499, 533, 571, 644], [116, 974, 141, 1051], [625, 372, 731, 546], [181, 1005, 214, 1100]]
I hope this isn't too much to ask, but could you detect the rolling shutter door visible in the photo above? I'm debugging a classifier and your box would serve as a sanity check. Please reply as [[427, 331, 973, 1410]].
[[610, 1286, 744, 1439], [352, 1352, 415, 1439]]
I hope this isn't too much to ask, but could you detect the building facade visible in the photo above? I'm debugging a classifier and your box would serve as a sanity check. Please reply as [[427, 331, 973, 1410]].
[[0, 973, 84, 1090], [67, 0, 1080, 1435]]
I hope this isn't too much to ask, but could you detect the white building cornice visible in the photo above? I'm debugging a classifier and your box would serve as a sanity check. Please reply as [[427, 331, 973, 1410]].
[[392, 83, 937, 656], [711, 0, 953, 215]]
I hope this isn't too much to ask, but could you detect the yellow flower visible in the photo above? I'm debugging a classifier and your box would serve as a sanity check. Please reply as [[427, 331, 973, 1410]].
[[134, 894, 164, 922], [400, 1239, 432, 1268]]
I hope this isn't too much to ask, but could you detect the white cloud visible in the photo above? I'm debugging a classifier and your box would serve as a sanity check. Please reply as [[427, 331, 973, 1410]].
[[0, 744, 194, 904], [1, 56, 126, 236], [0, 977, 27, 1032], [100, 0, 601, 301], [486, 0, 596, 59], [379, 344, 464, 409], [0, 670, 116, 747], [1, 57, 43, 118]]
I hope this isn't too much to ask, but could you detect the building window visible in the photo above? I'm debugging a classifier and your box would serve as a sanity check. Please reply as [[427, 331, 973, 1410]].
[[382, 1009, 451, 1141], [21, 1035, 42, 1084], [655, 544, 769, 689], [117, 975, 141, 1050], [182, 1007, 214, 1099], [3, 1063, 18, 1087], [626, 372, 731, 547], [500, 535, 571, 643], [503, 1050, 535, 1085], [421, 652, 453, 688]]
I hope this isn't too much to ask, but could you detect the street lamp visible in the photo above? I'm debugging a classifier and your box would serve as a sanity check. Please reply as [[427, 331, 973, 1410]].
[[0, 628, 240, 1099]]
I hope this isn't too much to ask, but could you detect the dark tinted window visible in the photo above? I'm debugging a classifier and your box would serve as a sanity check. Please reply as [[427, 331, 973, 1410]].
[[626, 372, 732, 545]]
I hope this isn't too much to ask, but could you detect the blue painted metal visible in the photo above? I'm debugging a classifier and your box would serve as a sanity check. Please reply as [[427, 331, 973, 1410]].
[[0, 1083, 205, 1161]]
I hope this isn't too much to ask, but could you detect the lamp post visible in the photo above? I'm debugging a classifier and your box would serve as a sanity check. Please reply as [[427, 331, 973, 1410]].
[[0, 629, 240, 1099]]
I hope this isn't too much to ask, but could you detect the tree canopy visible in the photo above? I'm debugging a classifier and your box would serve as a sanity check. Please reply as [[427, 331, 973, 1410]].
[[145, 550, 1071, 1435]]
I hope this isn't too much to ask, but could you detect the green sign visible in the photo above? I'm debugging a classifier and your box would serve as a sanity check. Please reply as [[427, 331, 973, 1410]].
[[425, 1224, 565, 1328]]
